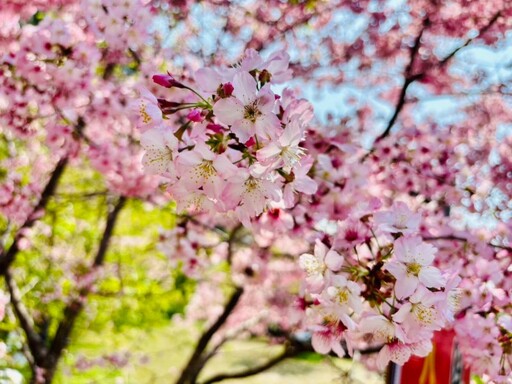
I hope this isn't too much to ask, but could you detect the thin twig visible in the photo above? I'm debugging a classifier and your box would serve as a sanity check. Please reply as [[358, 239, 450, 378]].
[[438, 11, 501, 67], [365, 10, 502, 157], [370, 19, 428, 146]]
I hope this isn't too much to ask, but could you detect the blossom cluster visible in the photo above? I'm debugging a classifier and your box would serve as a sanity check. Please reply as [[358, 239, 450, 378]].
[[136, 49, 317, 225], [299, 202, 460, 369]]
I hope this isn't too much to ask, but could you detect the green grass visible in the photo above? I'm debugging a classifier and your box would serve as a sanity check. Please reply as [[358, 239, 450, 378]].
[[55, 325, 384, 384]]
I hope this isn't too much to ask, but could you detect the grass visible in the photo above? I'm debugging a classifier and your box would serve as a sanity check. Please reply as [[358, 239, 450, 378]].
[[56, 325, 384, 384]]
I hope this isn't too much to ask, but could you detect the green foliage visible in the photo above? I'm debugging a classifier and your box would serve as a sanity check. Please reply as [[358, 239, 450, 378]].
[[28, 11, 46, 26], [294, 351, 325, 362], [1, 162, 197, 379]]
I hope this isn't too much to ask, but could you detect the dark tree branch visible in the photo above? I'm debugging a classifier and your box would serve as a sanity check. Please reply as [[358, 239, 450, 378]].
[[226, 224, 243, 265], [0, 157, 68, 275], [41, 196, 126, 383], [4, 270, 47, 365], [199, 338, 384, 384], [199, 343, 297, 384], [366, 10, 502, 157], [175, 286, 244, 384], [93, 197, 126, 267], [128, 48, 142, 68], [438, 11, 501, 67], [371, 20, 428, 146]]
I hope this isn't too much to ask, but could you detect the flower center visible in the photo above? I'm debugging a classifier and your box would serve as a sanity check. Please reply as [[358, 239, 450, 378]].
[[395, 214, 409, 229], [344, 228, 359, 242], [406, 262, 421, 276], [195, 160, 216, 180], [412, 303, 435, 325], [335, 288, 350, 305], [303, 258, 324, 276], [244, 177, 261, 195], [244, 102, 262, 123], [280, 145, 305, 168]]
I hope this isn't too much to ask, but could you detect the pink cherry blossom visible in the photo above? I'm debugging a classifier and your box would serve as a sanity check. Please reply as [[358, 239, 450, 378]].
[[282, 156, 317, 208], [386, 236, 445, 299], [299, 239, 343, 291], [376, 342, 412, 370], [310, 322, 346, 358], [213, 72, 280, 142], [140, 126, 179, 176], [374, 201, 421, 235], [221, 168, 281, 225], [131, 88, 163, 132], [175, 143, 238, 199]]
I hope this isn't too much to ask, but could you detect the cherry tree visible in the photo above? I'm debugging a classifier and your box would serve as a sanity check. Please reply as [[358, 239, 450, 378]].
[[1, 0, 511, 383]]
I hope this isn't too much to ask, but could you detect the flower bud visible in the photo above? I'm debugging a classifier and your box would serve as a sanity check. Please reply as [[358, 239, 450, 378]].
[[152, 74, 186, 89], [187, 109, 203, 122]]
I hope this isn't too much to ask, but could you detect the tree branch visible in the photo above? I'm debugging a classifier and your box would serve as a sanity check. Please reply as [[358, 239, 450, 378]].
[[366, 10, 502, 157], [0, 158, 68, 275], [199, 338, 383, 384], [438, 11, 501, 67], [227, 224, 243, 265], [4, 269, 47, 365], [41, 196, 126, 382], [175, 286, 244, 384], [372, 20, 428, 146], [199, 343, 297, 384]]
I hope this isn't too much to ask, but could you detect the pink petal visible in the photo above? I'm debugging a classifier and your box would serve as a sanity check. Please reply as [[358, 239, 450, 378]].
[[389, 343, 412, 365], [311, 332, 332, 355], [232, 72, 257, 105], [415, 243, 437, 265], [231, 118, 254, 143], [392, 302, 412, 323], [324, 250, 343, 271], [213, 154, 238, 178], [376, 345, 392, 370], [418, 266, 445, 288], [257, 143, 281, 163], [385, 261, 406, 279], [213, 98, 245, 126], [294, 176, 318, 195], [194, 68, 222, 93], [394, 274, 418, 299], [254, 112, 281, 139]]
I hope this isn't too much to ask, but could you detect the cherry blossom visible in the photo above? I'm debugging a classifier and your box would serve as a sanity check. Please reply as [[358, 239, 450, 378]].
[[374, 202, 421, 235], [2, 1, 512, 383], [386, 236, 445, 299], [213, 72, 280, 142]]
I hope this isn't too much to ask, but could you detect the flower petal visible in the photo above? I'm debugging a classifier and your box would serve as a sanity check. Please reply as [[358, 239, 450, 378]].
[[394, 274, 418, 299], [324, 250, 343, 271], [214, 98, 245, 126], [418, 266, 445, 288], [233, 72, 257, 105]]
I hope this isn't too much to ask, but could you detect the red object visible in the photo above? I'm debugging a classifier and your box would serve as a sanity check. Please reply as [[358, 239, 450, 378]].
[[388, 329, 471, 384]]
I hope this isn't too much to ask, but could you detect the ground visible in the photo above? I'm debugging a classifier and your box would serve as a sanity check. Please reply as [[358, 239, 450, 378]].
[[57, 325, 385, 384]]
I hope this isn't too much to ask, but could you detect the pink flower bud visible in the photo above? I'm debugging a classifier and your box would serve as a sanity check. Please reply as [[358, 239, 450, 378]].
[[152, 74, 185, 89], [206, 123, 224, 133], [187, 109, 203, 122], [244, 137, 256, 147], [222, 82, 234, 96]]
